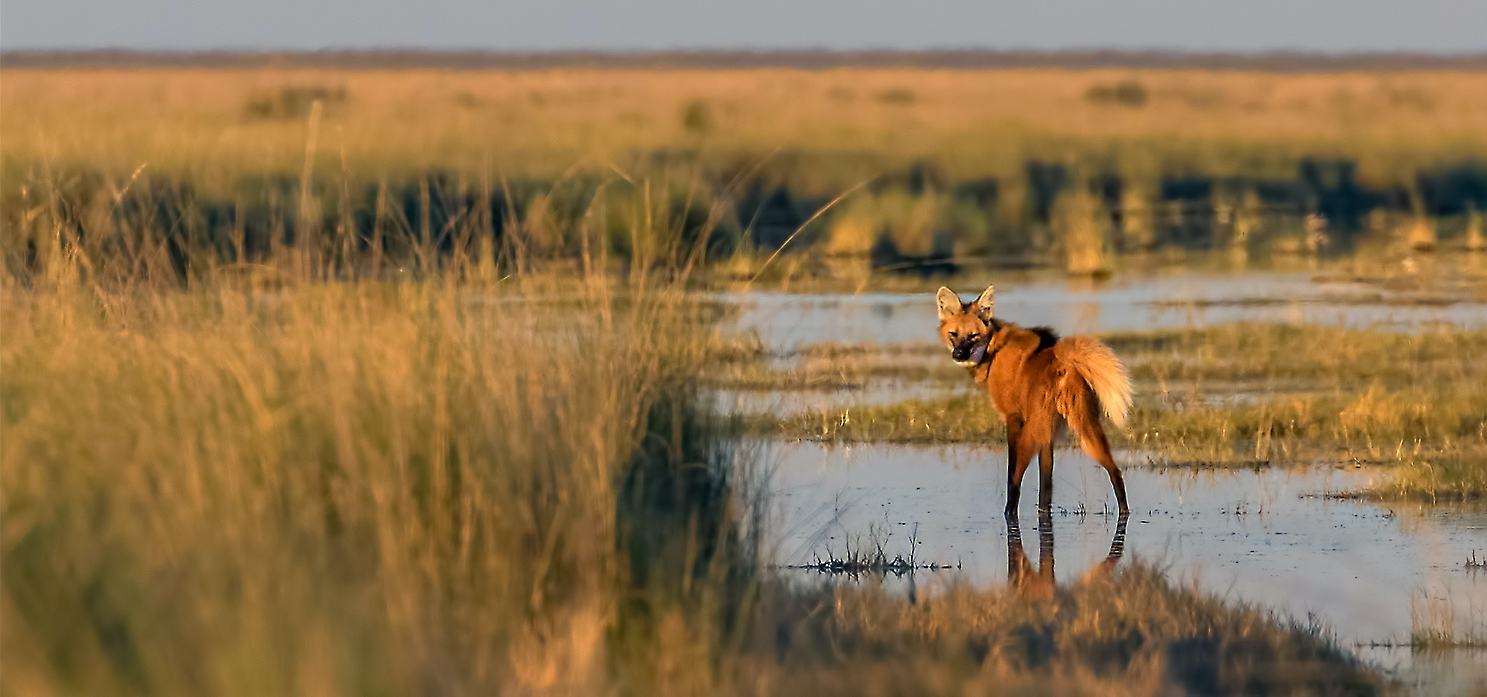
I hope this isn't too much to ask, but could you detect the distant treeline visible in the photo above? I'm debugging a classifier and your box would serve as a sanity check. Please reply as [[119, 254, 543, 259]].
[[6, 49, 1487, 72]]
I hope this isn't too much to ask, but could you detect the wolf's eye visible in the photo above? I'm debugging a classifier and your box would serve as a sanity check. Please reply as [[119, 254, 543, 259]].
[[949, 331, 959, 340]]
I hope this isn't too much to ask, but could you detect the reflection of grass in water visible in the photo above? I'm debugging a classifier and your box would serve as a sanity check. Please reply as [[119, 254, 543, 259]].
[[1365, 456, 1487, 502], [1408, 590, 1487, 649], [748, 324, 1487, 496], [751, 563, 1380, 696]]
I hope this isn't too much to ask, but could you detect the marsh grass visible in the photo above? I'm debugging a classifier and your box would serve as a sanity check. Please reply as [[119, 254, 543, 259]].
[[0, 149, 777, 695], [6, 68, 1487, 283], [0, 64, 1424, 695], [1, 267, 1399, 695], [782, 523, 956, 577], [1362, 456, 1487, 502], [0, 227, 1408, 697]]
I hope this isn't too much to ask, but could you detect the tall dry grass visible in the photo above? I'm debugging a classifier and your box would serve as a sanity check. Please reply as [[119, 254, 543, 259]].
[[0, 227, 763, 696]]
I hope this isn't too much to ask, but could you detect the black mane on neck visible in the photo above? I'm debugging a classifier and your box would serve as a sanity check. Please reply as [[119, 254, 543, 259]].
[[1028, 326, 1060, 351], [990, 318, 1060, 352]]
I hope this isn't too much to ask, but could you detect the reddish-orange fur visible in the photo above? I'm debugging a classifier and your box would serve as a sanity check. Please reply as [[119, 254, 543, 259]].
[[935, 285, 1133, 517]]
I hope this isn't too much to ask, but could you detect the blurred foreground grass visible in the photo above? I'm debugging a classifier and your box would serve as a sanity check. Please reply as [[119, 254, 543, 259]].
[[0, 271, 738, 694]]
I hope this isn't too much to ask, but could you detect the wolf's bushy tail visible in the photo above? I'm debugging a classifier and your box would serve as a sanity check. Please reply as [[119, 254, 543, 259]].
[[1053, 336, 1132, 426]]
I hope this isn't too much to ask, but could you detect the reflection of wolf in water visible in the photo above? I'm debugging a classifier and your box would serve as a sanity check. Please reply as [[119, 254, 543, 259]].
[[935, 284, 1134, 516], [1008, 511, 1129, 601]]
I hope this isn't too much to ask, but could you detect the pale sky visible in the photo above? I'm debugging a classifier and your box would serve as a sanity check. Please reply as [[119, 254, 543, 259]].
[[2, 0, 1485, 54]]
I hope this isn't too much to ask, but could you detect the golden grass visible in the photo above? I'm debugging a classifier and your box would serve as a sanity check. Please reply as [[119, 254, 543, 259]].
[[0, 268, 732, 695], [4, 68, 1487, 189]]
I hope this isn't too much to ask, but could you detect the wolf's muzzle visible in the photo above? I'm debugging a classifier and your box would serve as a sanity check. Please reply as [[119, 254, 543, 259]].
[[951, 340, 985, 365]]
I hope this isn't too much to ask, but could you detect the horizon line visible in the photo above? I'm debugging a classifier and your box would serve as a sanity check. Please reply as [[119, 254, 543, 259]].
[[6, 48, 1487, 72]]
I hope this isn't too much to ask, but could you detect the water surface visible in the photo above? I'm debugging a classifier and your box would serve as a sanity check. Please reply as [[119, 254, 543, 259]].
[[723, 271, 1487, 348], [762, 442, 1487, 695]]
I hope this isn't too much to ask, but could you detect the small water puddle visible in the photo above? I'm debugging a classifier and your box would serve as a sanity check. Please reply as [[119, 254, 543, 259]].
[[761, 441, 1487, 694]]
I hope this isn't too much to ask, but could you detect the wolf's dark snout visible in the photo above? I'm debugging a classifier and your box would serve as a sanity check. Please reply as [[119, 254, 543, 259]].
[[952, 342, 974, 361]]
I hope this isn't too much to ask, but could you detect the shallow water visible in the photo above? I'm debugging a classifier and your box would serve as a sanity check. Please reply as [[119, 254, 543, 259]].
[[722, 271, 1487, 348], [710, 381, 968, 417], [762, 442, 1487, 694]]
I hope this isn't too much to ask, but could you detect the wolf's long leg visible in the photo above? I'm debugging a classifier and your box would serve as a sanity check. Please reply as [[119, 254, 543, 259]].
[[1074, 411, 1129, 514], [1004, 418, 1036, 518], [1007, 438, 1039, 518]]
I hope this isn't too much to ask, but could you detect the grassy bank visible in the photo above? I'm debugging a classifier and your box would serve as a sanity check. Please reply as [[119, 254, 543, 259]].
[[0, 268, 751, 694], [749, 323, 1487, 498]]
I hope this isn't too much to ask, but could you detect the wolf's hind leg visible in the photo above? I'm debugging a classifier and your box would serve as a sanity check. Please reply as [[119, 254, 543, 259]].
[[1076, 416, 1129, 514], [1062, 381, 1130, 514]]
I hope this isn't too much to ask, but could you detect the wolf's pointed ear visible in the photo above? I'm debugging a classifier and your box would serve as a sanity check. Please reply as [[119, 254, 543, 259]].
[[974, 284, 995, 322], [935, 287, 962, 321]]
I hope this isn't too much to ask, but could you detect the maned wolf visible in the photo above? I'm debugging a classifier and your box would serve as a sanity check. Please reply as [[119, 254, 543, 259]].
[[935, 284, 1133, 516]]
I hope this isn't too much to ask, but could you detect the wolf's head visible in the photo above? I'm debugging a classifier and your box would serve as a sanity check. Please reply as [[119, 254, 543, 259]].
[[935, 284, 995, 367]]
